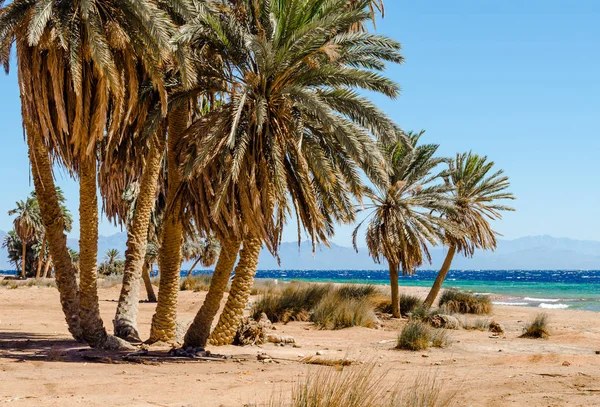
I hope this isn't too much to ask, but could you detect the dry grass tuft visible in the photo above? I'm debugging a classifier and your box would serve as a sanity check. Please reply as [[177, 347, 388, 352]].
[[439, 290, 492, 315], [180, 274, 213, 292], [266, 364, 455, 407], [300, 356, 354, 367], [397, 321, 431, 351], [312, 294, 378, 330], [462, 318, 490, 331], [252, 283, 333, 323], [376, 294, 423, 317], [0, 278, 57, 289], [520, 313, 550, 339]]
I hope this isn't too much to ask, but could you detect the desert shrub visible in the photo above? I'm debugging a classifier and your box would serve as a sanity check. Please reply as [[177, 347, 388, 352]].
[[271, 368, 454, 407], [267, 364, 455, 407], [312, 293, 378, 329], [520, 313, 550, 339], [397, 321, 431, 351], [98, 260, 124, 276], [489, 321, 504, 334], [336, 284, 379, 300], [462, 318, 490, 331], [180, 274, 213, 292], [252, 283, 334, 323], [0, 278, 57, 289], [375, 294, 423, 317], [431, 329, 452, 348], [438, 290, 492, 315]]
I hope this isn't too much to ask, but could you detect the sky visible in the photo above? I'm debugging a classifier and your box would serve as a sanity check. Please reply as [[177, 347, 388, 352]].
[[1, 1, 599, 246]]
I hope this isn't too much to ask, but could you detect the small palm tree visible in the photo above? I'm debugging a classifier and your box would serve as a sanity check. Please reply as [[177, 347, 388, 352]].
[[8, 198, 41, 278], [184, 236, 220, 277], [423, 152, 515, 307], [104, 249, 122, 266], [353, 131, 455, 317]]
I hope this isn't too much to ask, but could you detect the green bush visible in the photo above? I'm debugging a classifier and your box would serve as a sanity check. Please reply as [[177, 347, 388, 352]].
[[397, 321, 431, 351], [375, 293, 423, 317], [438, 289, 492, 314]]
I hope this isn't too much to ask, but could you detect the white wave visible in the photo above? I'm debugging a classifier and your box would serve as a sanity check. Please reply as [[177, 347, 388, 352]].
[[524, 297, 560, 302], [539, 303, 569, 309], [493, 301, 529, 306]]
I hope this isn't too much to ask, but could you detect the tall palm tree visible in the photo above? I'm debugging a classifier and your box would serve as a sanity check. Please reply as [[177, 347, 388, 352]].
[[353, 132, 455, 317], [0, 0, 174, 349], [178, 0, 403, 346], [423, 153, 515, 307], [8, 197, 41, 278]]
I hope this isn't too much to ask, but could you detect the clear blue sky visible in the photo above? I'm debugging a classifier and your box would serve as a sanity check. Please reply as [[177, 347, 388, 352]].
[[1, 1, 599, 246]]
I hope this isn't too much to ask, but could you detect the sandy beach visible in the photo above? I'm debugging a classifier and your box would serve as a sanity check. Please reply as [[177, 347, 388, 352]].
[[1, 284, 599, 407]]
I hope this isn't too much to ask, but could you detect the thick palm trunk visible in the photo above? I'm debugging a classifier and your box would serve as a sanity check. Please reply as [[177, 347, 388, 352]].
[[389, 264, 400, 318], [27, 131, 83, 341], [209, 236, 262, 346], [424, 245, 457, 308], [141, 262, 157, 303], [36, 236, 46, 278], [185, 256, 203, 278], [114, 132, 166, 342], [21, 243, 27, 278], [148, 105, 188, 343], [78, 156, 131, 350], [183, 238, 241, 348]]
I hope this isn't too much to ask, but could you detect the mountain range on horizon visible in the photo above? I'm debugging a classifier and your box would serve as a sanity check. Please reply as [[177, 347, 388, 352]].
[[3, 230, 600, 271]]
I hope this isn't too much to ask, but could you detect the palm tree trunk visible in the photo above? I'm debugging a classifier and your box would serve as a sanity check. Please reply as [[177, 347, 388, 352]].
[[114, 131, 166, 342], [185, 256, 204, 278], [27, 131, 83, 341], [21, 242, 27, 279], [183, 238, 241, 348], [209, 236, 262, 346], [78, 155, 132, 350], [389, 263, 400, 318], [36, 235, 46, 278], [424, 245, 457, 308], [148, 104, 188, 344], [44, 257, 53, 278], [141, 262, 157, 303]]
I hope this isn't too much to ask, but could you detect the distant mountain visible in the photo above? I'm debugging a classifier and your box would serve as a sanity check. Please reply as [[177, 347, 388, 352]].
[[3, 232, 600, 271]]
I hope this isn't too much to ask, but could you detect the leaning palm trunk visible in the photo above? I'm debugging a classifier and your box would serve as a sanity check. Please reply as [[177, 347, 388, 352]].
[[183, 238, 241, 348], [114, 132, 166, 342], [209, 236, 262, 346], [185, 256, 204, 278], [149, 105, 188, 343], [78, 156, 131, 350], [424, 245, 457, 308], [27, 131, 83, 341], [36, 235, 46, 278], [21, 242, 27, 278], [141, 262, 157, 303], [389, 264, 400, 318], [44, 257, 53, 278]]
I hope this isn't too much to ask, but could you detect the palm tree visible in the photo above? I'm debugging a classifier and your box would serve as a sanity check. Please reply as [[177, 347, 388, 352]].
[[8, 198, 41, 278], [3, 231, 23, 275], [0, 0, 174, 349], [178, 0, 403, 346], [104, 249, 122, 266], [423, 153, 515, 307], [184, 236, 220, 277], [142, 241, 159, 303], [353, 132, 455, 317]]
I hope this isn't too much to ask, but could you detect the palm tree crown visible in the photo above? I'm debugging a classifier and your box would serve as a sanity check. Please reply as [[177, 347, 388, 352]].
[[354, 131, 455, 274], [444, 152, 515, 256], [177, 0, 403, 253]]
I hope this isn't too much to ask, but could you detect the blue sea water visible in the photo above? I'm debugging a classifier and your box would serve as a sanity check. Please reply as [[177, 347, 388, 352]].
[[3, 268, 599, 311]]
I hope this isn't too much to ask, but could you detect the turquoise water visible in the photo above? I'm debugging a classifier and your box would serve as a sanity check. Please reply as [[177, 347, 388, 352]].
[[250, 269, 600, 312]]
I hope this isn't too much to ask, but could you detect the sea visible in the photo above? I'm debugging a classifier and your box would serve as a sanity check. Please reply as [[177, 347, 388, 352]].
[[2, 268, 600, 312]]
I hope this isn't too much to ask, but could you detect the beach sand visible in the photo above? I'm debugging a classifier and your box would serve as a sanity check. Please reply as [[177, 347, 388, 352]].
[[1, 284, 600, 406]]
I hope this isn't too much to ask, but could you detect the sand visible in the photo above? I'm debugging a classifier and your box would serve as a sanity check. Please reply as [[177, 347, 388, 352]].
[[1, 283, 600, 406]]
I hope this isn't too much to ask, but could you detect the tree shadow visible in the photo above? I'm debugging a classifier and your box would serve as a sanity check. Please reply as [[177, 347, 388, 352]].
[[0, 331, 124, 364]]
